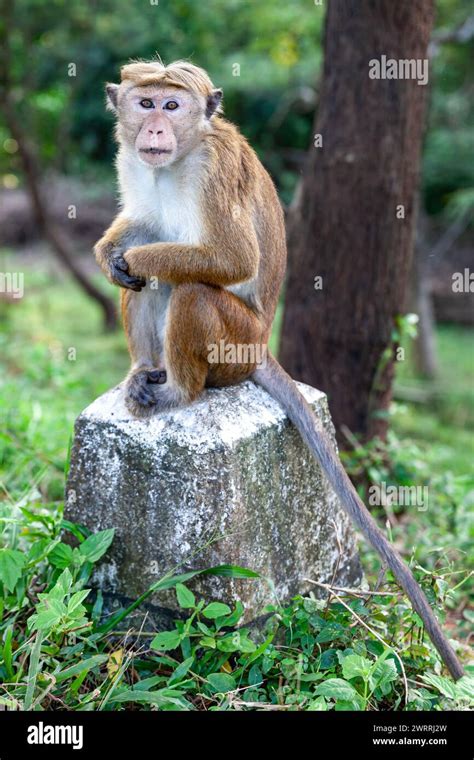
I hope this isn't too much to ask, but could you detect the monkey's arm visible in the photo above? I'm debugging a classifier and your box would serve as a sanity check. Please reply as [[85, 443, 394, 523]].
[[94, 215, 146, 291], [123, 213, 259, 287], [124, 241, 257, 287]]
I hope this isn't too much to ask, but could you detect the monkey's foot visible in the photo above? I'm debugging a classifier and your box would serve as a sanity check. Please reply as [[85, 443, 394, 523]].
[[147, 369, 167, 384], [125, 369, 181, 417], [125, 369, 158, 417], [148, 383, 185, 412]]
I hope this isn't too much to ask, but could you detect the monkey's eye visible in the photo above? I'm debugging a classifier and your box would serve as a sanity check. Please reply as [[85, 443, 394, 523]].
[[164, 100, 179, 111], [139, 99, 154, 109]]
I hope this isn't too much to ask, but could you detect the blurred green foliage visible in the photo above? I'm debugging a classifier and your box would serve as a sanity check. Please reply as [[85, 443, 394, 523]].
[[1, 0, 323, 201], [425, 0, 474, 216], [1, 0, 472, 210]]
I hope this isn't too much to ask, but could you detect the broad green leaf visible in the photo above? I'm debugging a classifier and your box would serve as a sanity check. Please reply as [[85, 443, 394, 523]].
[[203, 602, 232, 619], [215, 601, 244, 628], [370, 658, 398, 691], [455, 676, 474, 703], [308, 696, 328, 711], [314, 678, 360, 702], [207, 672, 236, 693], [335, 696, 365, 711], [197, 621, 213, 636], [28, 538, 59, 565], [248, 664, 262, 686], [219, 630, 256, 654], [299, 672, 325, 682], [29, 609, 60, 633], [56, 568, 73, 594], [421, 673, 458, 700], [150, 630, 182, 651], [199, 637, 216, 649], [29, 597, 66, 632], [79, 529, 114, 563], [0, 549, 26, 592], [68, 589, 90, 614], [315, 623, 345, 644], [339, 653, 372, 682], [216, 635, 240, 653], [319, 648, 338, 670], [176, 584, 195, 609], [238, 636, 257, 654], [49, 543, 74, 569]]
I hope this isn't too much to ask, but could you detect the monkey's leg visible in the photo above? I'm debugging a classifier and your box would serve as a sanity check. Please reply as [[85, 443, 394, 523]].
[[151, 282, 264, 411], [121, 289, 167, 416]]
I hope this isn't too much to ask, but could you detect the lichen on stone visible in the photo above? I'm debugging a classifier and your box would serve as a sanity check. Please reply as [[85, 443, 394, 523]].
[[65, 379, 362, 625]]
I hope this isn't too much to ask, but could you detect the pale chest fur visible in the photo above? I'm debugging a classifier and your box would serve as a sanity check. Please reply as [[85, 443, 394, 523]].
[[117, 153, 205, 358], [118, 152, 204, 245], [117, 150, 259, 356]]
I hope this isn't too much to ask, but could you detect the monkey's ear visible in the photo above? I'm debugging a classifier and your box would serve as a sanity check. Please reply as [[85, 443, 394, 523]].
[[105, 83, 119, 113], [206, 88, 223, 118]]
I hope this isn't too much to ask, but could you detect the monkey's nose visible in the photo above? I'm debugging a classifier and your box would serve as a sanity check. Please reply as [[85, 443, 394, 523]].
[[148, 128, 163, 136]]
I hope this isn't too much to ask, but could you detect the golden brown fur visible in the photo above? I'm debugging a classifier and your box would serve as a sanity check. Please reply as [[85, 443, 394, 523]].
[[94, 60, 285, 411]]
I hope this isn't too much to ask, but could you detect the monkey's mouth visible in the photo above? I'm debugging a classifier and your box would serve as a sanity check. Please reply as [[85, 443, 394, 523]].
[[139, 148, 173, 155]]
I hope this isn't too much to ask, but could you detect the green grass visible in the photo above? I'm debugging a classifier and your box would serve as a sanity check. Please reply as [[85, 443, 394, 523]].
[[0, 262, 128, 502], [392, 324, 474, 475], [0, 257, 473, 710]]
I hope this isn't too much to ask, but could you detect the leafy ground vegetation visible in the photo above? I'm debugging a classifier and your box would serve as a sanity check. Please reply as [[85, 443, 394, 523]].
[[0, 261, 473, 711]]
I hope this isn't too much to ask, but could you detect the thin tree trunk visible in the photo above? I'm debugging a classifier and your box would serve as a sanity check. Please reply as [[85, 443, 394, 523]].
[[280, 0, 435, 443], [411, 213, 437, 379], [412, 254, 438, 379]]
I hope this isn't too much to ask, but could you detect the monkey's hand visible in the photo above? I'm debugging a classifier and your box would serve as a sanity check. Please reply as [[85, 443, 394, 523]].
[[109, 249, 146, 292], [94, 237, 146, 291]]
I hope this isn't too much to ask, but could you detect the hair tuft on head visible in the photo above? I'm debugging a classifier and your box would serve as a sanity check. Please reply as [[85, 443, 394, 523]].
[[120, 59, 218, 100]]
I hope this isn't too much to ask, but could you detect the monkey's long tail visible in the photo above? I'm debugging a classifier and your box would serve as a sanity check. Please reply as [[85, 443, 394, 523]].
[[252, 354, 464, 681]]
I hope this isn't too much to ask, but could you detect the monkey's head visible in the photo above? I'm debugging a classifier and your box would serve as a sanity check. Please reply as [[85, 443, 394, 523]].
[[106, 59, 223, 168]]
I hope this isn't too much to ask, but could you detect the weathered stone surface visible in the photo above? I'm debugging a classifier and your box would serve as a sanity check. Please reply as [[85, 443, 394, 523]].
[[65, 380, 362, 625]]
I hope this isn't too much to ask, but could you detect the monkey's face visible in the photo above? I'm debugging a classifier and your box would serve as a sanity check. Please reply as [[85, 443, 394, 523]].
[[108, 84, 209, 168]]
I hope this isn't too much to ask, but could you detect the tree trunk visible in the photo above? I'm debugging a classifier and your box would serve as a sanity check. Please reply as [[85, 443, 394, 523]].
[[410, 212, 437, 379], [411, 252, 438, 380], [280, 0, 435, 443]]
